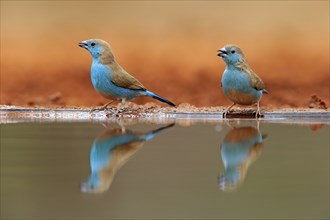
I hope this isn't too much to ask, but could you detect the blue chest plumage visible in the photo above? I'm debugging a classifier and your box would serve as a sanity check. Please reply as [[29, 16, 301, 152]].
[[221, 132, 262, 185], [87, 133, 143, 187], [222, 134, 262, 168], [90, 62, 112, 92], [90, 60, 142, 100], [90, 134, 142, 172], [221, 67, 262, 105]]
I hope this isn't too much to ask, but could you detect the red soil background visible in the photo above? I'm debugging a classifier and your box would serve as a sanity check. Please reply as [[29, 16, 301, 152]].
[[1, 2, 329, 108]]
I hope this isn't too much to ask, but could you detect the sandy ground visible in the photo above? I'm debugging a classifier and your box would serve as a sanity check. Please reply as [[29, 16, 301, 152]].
[[1, 44, 329, 109], [1, 69, 329, 110]]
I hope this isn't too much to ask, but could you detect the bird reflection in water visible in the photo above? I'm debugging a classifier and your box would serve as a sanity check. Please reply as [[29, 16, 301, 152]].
[[219, 124, 267, 192], [81, 123, 175, 193]]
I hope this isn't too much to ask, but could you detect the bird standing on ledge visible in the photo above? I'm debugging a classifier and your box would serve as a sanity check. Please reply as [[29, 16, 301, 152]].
[[79, 39, 175, 112], [217, 45, 268, 118]]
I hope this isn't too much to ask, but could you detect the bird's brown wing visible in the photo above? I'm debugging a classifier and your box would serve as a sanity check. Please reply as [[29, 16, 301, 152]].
[[236, 61, 265, 91], [108, 63, 146, 90], [245, 69, 265, 91]]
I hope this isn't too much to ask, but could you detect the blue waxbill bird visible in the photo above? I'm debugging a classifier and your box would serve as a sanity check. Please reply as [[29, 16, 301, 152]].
[[81, 123, 175, 193], [217, 45, 268, 118], [79, 39, 175, 111], [219, 126, 266, 191]]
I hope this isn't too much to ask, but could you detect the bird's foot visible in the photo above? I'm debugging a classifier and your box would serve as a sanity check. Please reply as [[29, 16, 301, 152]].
[[90, 101, 116, 113], [223, 103, 236, 119], [90, 105, 116, 113], [256, 107, 263, 119], [90, 106, 107, 112], [223, 109, 233, 118], [255, 110, 264, 119], [114, 108, 125, 117]]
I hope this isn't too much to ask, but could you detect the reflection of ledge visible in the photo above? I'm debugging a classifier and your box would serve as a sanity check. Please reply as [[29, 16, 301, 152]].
[[1, 105, 329, 124]]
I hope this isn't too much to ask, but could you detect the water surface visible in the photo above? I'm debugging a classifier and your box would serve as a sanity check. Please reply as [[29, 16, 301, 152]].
[[1, 120, 329, 219]]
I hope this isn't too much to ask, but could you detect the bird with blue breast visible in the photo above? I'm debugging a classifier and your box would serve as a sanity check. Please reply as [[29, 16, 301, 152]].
[[79, 39, 175, 113], [219, 125, 266, 191], [81, 123, 175, 193], [217, 45, 268, 118]]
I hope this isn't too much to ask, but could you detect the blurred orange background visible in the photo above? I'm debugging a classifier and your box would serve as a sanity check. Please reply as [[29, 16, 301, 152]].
[[1, 1, 329, 108]]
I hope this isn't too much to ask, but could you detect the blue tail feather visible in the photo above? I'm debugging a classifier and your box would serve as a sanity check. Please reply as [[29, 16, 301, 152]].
[[143, 123, 175, 141], [144, 91, 175, 107]]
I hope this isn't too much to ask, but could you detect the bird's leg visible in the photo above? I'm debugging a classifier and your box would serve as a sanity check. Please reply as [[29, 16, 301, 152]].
[[101, 122, 116, 129], [256, 119, 260, 130], [116, 120, 126, 133], [224, 120, 235, 129], [91, 100, 115, 112], [255, 101, 261, 119], [223, 103, 236, 118], [115, 98, 126, 115]]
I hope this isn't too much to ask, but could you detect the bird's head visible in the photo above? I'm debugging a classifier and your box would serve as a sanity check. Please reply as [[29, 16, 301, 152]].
[[79, 39, 113, 60], [217, 45, 246, 65]]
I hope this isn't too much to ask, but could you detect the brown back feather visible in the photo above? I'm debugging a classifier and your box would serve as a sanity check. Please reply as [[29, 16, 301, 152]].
[[98, 41, 146, 90], [241, 66, 265, 91], [235, 52, 265, 91], [108, 63, 146, 90]]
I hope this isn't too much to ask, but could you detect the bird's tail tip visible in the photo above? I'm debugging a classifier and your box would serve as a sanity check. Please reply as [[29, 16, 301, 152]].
[[145, 91, 176, 107], [144, 123, 175, 140]]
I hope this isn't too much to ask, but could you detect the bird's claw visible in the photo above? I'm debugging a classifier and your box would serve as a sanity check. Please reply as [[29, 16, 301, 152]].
[[255, 110, 263, 119], [90, 106, 108, 113]]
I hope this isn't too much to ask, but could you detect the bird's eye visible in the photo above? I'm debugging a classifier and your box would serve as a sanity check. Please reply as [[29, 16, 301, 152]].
[[91, 42, 95, 47], [231, 50, 236, 54]]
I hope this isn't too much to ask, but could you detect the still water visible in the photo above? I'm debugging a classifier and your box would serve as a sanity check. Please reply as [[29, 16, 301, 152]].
[[1, 120, 329, 219]]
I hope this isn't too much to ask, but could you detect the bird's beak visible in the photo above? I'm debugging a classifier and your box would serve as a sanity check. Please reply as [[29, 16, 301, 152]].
[[217, 47, 227, 57], [78, 41, 88, 49]]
